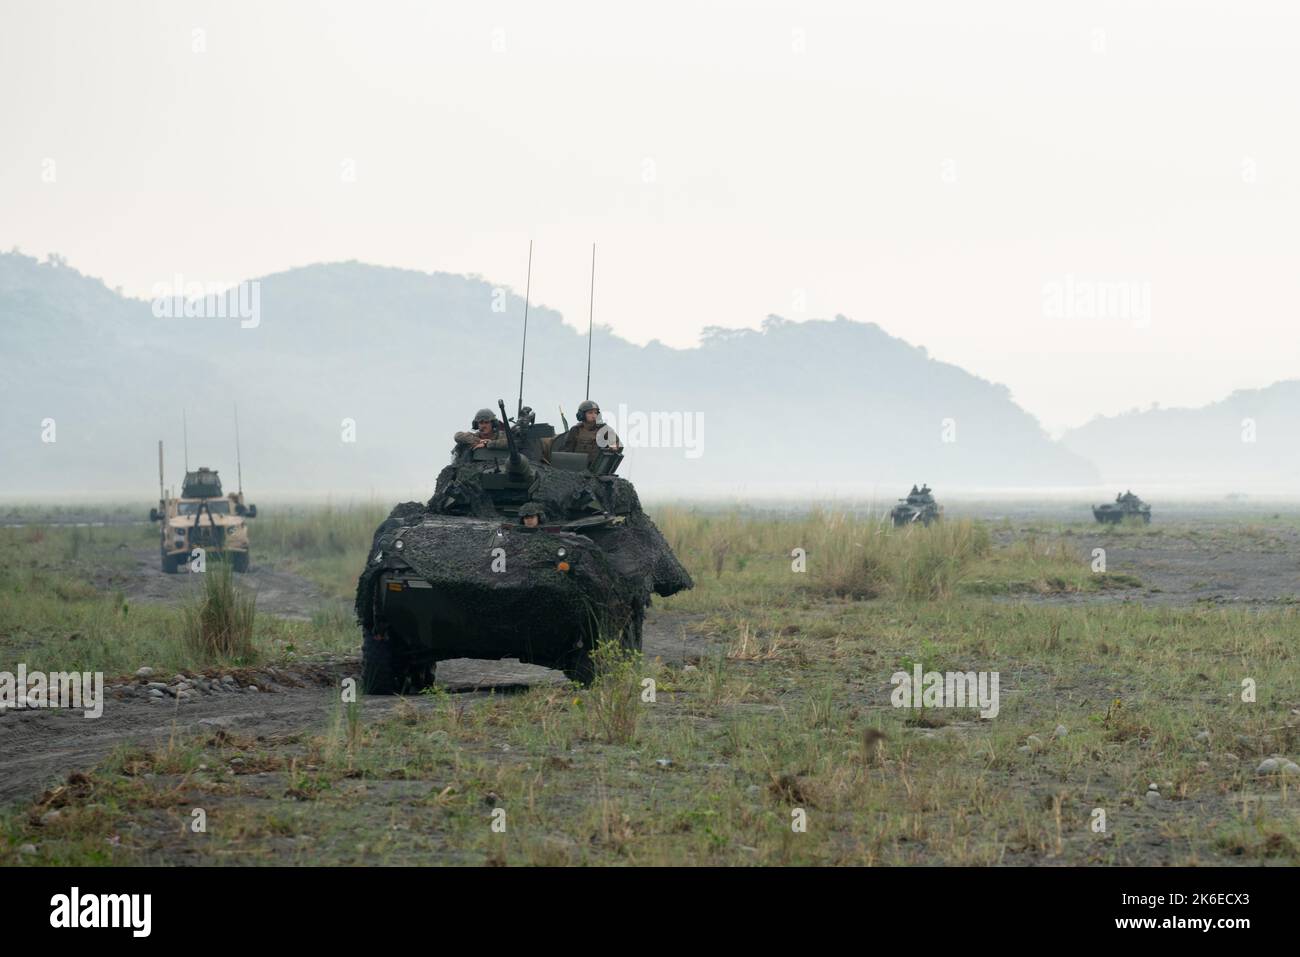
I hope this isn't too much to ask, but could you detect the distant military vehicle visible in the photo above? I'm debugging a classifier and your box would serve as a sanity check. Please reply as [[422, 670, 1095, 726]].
[[149, 442, 257, 573], [891, 484, 943, 527], [1092, 490, 1151, 525], [355, 399, 693, 692]]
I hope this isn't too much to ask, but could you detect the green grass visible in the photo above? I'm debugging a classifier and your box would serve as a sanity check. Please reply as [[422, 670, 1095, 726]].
[[654, 508, 1132, 611], [0, 520, 357, 677], [254, 503, 389, 599], [7, 593, 1298, 865], [181, 561, 257, 664], [3, 504, 1299, 865]]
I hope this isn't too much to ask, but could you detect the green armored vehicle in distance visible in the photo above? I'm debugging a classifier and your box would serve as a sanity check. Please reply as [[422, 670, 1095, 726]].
[[1093, 490, 1151, 525], [891, 484, 942, 527]]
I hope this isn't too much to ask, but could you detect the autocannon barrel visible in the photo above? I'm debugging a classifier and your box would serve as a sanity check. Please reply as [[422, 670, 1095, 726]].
[[497, 399, 529, 477]]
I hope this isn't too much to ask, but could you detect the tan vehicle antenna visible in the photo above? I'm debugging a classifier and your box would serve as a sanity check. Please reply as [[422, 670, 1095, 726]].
[[234, 403, 243, 495]]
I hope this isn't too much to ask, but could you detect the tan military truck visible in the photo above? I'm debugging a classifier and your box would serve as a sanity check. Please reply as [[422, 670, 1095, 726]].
[[149, 442, 256, 573]]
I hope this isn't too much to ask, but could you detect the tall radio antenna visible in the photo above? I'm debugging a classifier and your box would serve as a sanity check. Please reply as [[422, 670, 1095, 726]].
[[585, 243, 596, 400], [234, 402, 243, 495], [516, 240, 533, 420], [182, 409, 190, 472]]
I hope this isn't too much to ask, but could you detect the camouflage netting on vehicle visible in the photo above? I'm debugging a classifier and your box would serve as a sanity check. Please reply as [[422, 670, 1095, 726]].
[[427, 461, 641, 520], [353, 425, 694, 687], [353, 490, 692, 635]]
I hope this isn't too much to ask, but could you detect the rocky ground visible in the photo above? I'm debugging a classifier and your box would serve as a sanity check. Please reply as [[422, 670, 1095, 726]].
[[994, 522, 1300, 607], [0, 608, 709, 809]]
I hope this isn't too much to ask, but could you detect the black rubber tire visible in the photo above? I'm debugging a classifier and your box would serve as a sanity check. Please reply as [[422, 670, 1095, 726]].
[[161, 550, 181, 574], [232, 551, 250, 573], [562, 604, 644, 686], [624, 602, 645, 653], [363, 634, 436, 695], [398, 661, 436, 695], [561, 643, 598, 686], [361, 632, 397, 694]]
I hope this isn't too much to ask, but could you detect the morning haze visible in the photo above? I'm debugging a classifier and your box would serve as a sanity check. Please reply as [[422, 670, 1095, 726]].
[[2, 0, 1298, 496]]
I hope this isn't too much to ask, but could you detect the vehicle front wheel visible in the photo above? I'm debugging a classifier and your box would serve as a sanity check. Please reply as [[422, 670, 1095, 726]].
[[561, 640, 598, 686], [363, 633, 435, 694], [562, 604, 644, 686], [361, 632, 397, 694], [232, 551, 250, 573], [398, 661, 436, 695]]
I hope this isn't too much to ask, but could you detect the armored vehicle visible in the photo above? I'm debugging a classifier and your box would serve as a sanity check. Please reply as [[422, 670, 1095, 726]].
[[890, 484, 942, 527], [149, 445, 257, 573], [355, 400, 693, 692], [1092, 490, 1151, 525]]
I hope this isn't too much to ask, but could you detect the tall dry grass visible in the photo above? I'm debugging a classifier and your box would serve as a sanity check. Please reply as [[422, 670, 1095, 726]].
[[182, 561, 257, 662], [653, 507, 990, 601], [257, 504, 390, 559]]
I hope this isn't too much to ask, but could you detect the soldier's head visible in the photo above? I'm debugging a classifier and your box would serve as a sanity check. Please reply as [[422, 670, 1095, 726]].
[[519, 502, 545, 528], [577, 399, 600, 425], [472, 408, 497, 434]]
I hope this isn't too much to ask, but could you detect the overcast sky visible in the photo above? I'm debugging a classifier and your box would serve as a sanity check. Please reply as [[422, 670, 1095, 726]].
[[3, 0, 1297, 434]]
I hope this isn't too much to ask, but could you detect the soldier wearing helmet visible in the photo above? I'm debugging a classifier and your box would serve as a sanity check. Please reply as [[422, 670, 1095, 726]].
[[558, 399, 620, 464], [454, 408, 509, 452], [518, 501, 546, 529]]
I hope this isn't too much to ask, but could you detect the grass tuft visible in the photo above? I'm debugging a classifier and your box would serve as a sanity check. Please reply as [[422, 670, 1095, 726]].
[[181, 561, 257, 662]]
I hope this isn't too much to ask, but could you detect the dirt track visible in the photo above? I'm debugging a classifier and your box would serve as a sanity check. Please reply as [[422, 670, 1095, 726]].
[[0, 609, 708, 808], [998, 523, 1300, 606], [1097, 526, 1300, 605], [95, 547, 333, 621]]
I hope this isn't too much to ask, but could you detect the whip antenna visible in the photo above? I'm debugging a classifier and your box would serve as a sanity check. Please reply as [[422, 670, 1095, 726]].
[[585, 243, 595, 400], [182, 409, 189, 472], [516, 240, 533, 420], [234, 402, 243, 495]]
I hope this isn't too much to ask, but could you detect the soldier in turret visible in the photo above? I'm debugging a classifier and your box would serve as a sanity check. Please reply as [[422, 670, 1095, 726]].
[[518, 501, 545, 529], [557, 399, 621, 464], [454, 408, 509, 452]]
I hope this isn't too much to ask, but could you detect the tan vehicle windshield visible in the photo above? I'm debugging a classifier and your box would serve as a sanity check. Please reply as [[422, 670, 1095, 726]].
[[177, 501, 231, 515]]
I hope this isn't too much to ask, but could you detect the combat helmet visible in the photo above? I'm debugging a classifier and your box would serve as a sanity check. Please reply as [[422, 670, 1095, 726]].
[[576, 399, 600, 420], [472, 408, 496, 428], [518, 501, 546, 521]]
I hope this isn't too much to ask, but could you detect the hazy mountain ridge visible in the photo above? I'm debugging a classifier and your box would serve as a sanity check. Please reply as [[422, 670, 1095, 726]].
[[1061, 381, 1300, 490], [1, 252, 1101, 497]]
